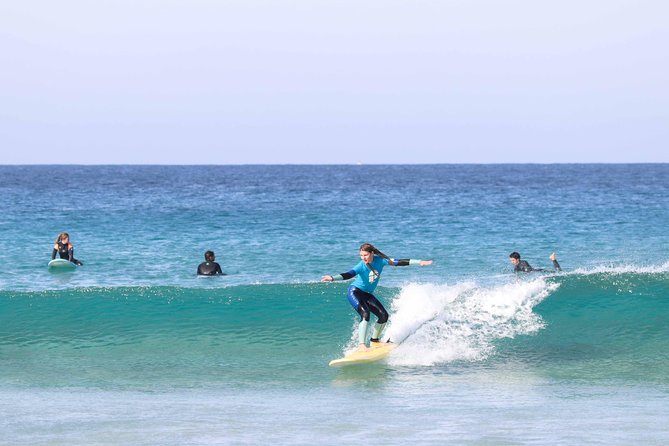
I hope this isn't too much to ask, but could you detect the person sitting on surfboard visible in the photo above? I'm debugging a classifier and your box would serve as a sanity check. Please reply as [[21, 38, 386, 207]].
[[197, 250, 225, 276], [509, 251, 560, 273], [51, 232, 83, 265], [321, 243, 432, 352]]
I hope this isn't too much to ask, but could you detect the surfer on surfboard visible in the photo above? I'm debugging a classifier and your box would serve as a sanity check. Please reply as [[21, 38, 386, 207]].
[[51, 232, 83, 266], [321, 243, 432, 352]]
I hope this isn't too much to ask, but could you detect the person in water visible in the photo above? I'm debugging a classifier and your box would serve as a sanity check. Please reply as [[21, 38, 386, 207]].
[[197, 250, 225, 276], [322, 243, 432, 351], [509, 251, 561, 273], [51, 232, 83, 265]]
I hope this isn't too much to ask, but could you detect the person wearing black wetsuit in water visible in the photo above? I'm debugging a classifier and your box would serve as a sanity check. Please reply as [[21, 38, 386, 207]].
[[51, 232, 83, 265], [509, 251, 560, 273], [197, 250, 225, 276]]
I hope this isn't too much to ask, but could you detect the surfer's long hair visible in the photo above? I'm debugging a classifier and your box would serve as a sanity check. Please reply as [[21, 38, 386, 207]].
[[55, 232, 70, 245], [360, 243, 390, 261]]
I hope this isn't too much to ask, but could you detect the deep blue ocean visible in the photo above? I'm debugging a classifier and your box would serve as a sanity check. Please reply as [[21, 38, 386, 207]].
[[1, 164, 668, 445]]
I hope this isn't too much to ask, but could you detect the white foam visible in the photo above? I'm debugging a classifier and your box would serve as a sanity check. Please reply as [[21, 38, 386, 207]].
[[385, 278, 559, 366], [570, 261, 669, 276]]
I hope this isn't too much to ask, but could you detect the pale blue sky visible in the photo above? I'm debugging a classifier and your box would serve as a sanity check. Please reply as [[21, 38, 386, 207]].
[[1, 1, 667, 164]]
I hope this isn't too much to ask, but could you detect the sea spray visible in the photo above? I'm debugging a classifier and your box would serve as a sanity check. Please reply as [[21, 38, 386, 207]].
[[569, 260, 669, 275], [386, 279, 558, 366]]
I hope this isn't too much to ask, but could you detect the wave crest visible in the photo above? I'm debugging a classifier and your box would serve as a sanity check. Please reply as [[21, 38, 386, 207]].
[[570, 261, 669, 276]]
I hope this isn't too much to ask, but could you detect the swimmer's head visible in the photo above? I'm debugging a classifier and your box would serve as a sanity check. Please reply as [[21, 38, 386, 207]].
[[509, 251, 521, 265], [204, 250, 215, 262], [56, 232, 70, 244]]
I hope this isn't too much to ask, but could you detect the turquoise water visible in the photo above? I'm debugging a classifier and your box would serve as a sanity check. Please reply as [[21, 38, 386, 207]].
[[1, 165, 668, 444]]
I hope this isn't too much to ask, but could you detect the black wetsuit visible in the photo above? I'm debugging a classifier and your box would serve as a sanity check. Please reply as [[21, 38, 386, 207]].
[[52, 242, 83, 265], [197, 261, 225, 276], [514, 259, 561, 273]]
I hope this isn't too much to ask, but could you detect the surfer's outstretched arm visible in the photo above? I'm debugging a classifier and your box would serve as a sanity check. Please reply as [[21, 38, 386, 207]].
[[390, 259, 433, 267], [321, 270, 357, 282]]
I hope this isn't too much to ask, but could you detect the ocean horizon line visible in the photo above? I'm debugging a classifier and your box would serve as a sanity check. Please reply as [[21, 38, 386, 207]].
[[1, 161, 667, 167]]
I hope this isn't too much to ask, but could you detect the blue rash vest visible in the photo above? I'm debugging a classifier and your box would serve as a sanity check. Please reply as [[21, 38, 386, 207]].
[[349, 256, 390, 293]]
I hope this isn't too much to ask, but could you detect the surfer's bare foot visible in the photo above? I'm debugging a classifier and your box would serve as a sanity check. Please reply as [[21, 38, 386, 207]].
[[357, 344, 370, 352]]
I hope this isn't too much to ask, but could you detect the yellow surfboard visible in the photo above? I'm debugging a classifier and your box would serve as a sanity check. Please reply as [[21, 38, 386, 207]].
[[328, 342, 397, 367]]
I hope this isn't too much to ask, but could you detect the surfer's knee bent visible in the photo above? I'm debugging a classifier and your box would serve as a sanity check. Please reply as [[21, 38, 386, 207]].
[[358, 306, 371, 322], [377, 309, 388, 324], [348, 286, 373, 321]]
